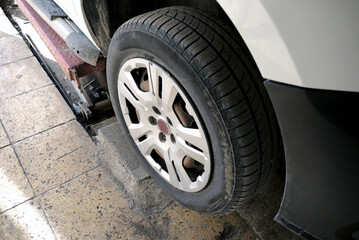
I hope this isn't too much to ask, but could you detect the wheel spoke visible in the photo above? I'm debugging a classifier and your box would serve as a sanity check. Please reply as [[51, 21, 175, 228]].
[[176, 138, 208, 165], [167, 109, 182, 127], [161, 74, 178, 112], [137, 136, 156, 155], [162, 149, 181, 188], [147, 62, 162, 106], [119, 69, 152, 104], [118, 82, 145, 112], [176, 126, 207, 153], [128, 123, 150, 140], [173, 160, 193, 187]]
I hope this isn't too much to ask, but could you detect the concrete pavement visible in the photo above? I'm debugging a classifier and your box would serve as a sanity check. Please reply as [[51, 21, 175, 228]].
[[0, 8, 300, 240]]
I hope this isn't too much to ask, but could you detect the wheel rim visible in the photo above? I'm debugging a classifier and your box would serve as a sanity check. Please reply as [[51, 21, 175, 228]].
[[117, 58, 211, 192]]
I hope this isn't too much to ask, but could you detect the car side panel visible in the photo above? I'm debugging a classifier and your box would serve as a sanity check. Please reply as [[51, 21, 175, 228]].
[[218, 0, 359, 92], [54, 0, 99, 49]]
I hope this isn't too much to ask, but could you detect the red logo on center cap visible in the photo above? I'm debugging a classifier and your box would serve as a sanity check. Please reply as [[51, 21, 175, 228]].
[[157, 119, 169, 134]]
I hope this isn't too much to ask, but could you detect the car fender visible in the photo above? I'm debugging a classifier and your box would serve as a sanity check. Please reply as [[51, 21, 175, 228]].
[[218, 0, 359, 92]]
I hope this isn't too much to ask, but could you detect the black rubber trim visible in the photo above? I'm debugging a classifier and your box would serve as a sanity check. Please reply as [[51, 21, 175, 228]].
[[265, 80, 359, 240]]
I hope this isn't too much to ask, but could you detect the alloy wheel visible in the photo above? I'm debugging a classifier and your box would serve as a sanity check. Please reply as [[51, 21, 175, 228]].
[[117, 58, 211, 192]]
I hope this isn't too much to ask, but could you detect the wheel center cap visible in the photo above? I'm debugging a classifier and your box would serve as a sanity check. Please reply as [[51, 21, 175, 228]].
[[157, 119, 169, 134]]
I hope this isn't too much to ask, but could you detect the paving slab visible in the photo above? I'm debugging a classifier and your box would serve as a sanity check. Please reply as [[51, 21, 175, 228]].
[[37, 166, 258, 240], [0, 146, 33, 213], [37, 167, 146, 240], [0, 122, 10, 149], [14, 120, 96, 195], [0, 56, 52, 100], [0, 85, 75, 142], [0, 34, 32, 66], [0, 14, 18, 38], [0, 200, 56, 240]]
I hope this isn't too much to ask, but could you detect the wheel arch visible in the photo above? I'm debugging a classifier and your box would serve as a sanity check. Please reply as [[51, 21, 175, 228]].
[[83, 0, 248, 57], [84, 0, 359, 92], [83, 0, 299, 87]]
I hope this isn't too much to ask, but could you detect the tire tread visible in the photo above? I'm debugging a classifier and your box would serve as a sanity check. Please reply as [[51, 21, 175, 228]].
[[114, 6, 283, 214]]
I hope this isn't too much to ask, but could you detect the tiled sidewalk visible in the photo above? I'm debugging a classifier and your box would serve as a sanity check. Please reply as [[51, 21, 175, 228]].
[[0, 8, 294, 240], [0, 9, 101, 239]]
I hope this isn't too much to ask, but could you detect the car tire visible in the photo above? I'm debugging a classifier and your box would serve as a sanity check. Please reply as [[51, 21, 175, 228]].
[[107, 6, 283, 214]]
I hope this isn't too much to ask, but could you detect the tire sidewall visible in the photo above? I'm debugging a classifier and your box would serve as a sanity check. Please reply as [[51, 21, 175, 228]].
[[107, 29, 235, 213]]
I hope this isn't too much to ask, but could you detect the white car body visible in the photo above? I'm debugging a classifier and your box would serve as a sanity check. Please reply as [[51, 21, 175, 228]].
[[56, 0, 359, 93], [218, 0, 359, 93], [54, 0, 98, 49]]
